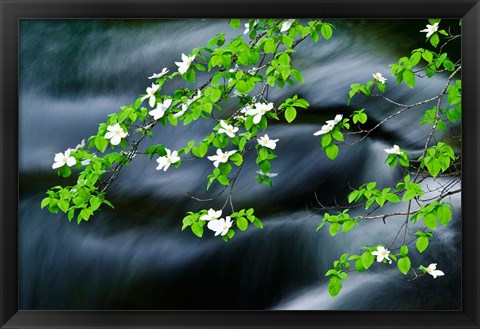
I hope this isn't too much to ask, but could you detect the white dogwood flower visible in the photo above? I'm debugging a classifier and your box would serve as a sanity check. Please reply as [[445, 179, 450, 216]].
[[313, 114, 343, 136], [256, 170, 278, 177], [141, 83, 160, 108], [218, 120, 239, 138], [207, 216, 233, 236], [104, 123, 128, 146], [257, 134, 279, 150], [425, 263, 445, 279], [149, 99, 172, 120], [200, 208, 222, 221], [372, 72, 387, 84], [371, 246, 392, 264], [243, 22, 250, 35], [174, 104, 188, 118], [384, 144, 404, 155], [280, 19, 295, 32], [240, 105, 251, 114], [313, 123, 334, 136], [52, 149, 76, 169], [246, 102, 274, 124], [218, 120, 238, 138], [148, 67, 169, 79], [420, 22, 439, 38], [73, 139, 86, 151], [207, 149, 236, 167], [326, 114, 343, 126], [156, 148, 180, 172], [175, 53, 195, 75]]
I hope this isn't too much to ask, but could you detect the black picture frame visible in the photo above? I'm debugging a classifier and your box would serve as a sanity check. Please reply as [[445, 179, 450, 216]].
[[1, 0, 479, 328]]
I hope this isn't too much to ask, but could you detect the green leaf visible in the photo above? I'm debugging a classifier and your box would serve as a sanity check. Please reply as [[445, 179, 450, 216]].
[[264, 38, 277, 53], [229, 19, 241, 29], [361, 251, 375, 270], [41, 197, 50, 209], [342, 220, 357, 233], [217, 175, 230, 186], [416, 236, 429, 253], [422, 51, 433, 63], [400, 245, 409, 257], [80, 208, 92, 221], [402, 190, 417, 201], [355, 259, 366, 272], [229, 153, 243, 166], [320, 24, 333, 40], [332, 130, 344, 142], [236, 217, 248, 231], [430, 33, 439, 47], [95, 137, 109, 153], [328, 276, 342, 297], [348, 190, 359, 203], [90, 196, 102, 211], [290, 69, 304, 83], [316, 220, 326, 231], [198, 142, 209, 158], [397, 257, 411, 275], [329, 222, 340, 236], [285, 107, 297, 123], [58, 200, 69, 213], [252, 218, 263, 229], [67, 209, 75, 222], [184, 68, 196, 83], [443, 60, 455, 71], [426, 158, 442, 177], [191, 222, 204, 238], [236, 80, 248, 94], [359, 112, 367, 124], [403, 70, 415, 88], [325, 269, 339, 277], [282, 35, 293, 47], [423, 213, 438, 230], [325, 144, 339, 160], [321, 134, 332, 148], [375, 196, 386, 207], [437, 205, 452, 226], [258, 147, 269, 161], [385, 193, 400, 203]]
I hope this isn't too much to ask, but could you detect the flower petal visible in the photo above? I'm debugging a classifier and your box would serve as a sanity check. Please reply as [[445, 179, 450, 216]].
[[110, 135, 121, 145], [66, 157, 76, 167]]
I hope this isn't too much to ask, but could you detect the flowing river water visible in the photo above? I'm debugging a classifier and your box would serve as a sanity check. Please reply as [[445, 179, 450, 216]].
[[19, 19, 461, 310]]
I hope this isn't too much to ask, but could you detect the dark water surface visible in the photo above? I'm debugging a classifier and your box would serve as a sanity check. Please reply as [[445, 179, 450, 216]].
[[19, 19, 461, 310]]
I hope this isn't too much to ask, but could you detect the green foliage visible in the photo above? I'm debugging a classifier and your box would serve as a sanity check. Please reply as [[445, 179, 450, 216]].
[[411, 201, 453, 231], [397, 256, 411, 275], [420, 142, 456, 177], [352, 109, 368, 124], [415, 231, 433, 253], [395, 175, 425, 202], [347, 182, 401, 209], [42, 18, 461, 300], [181, 208, 262, 242], [278, 95, 310, 123], [385, 148, 410, 168], [317, 210, 359, 235]]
